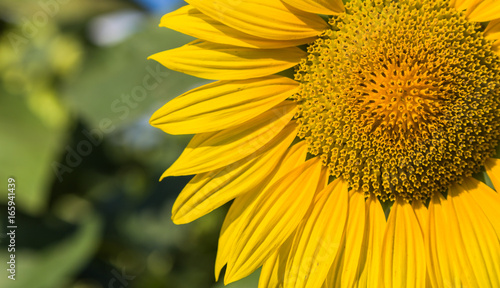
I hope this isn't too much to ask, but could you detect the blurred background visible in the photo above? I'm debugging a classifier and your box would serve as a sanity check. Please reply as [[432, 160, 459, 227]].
[[0, 0, 260, 287]]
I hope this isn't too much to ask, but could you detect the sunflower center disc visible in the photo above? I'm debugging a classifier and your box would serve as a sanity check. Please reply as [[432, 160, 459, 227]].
[[293, 0, 500, 201]]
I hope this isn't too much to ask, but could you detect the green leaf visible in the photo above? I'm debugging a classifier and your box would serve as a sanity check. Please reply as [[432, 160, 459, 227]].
[[212, 269, 260, 288], [0, 212, 102, 288], [0, 93, 69, 214]]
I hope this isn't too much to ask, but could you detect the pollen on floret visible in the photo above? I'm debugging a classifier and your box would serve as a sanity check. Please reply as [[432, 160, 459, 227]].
[[293, 0, 500, 201]]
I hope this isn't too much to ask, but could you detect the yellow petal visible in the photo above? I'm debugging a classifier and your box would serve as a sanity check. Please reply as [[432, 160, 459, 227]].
[[162, 101, 296, 177], [449, 182, 500, 287], [259, 234, 295, 288], [452, 0, 482, 12], [215, 142, 308, 280], [493, 39, 500, 55], [467, 0, 500, 22], [224, 158, 323, 283], [412, 200, 428, 238], [281, 0, 344, 15], [150, 76, 298, 135], [267, 142, 309, 183], [323, 254, 341, 288], [259, 251, 280, 288], [284, 178, 348, 288], [463, 177, 500, 239], [485, 19, 500, 41], [485, 158, 500, 191], [160, 5, 316, 48], [340, 191, 367, 288], [171, 121, 297, 224], [427, 193, 461, 288], [412, 200, 433, 288], [149, 40, 305, 80], [357, 194, 386, 288], [215, 187, 256, 281], [324, 190, 366, 288], [445, 190, 480, 287], [381, 197, 426, 288], [186, 0, 328, 40]]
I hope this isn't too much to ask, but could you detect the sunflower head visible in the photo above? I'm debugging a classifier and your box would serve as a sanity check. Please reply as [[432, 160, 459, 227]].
[[294, 0, 500, 201], [149, 0, 500, 287]]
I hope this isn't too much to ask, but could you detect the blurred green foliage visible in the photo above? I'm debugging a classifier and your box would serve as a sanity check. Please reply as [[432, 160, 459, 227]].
[[0, 0, 259, 287]]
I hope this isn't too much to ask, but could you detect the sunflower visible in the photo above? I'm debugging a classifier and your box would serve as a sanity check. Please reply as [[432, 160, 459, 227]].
[[149, 0, 500, 287]]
